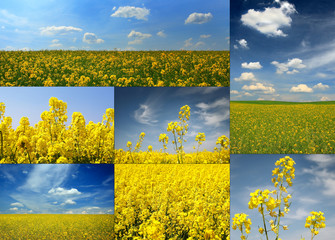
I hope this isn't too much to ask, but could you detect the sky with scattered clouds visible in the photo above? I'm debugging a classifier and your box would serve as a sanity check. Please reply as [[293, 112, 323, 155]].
[[231, 154, 335, 240], [0, 87, 114, 128], [0, 164, 114, 214], [115, 87, 229, 153], [231, 0, 335, 101], [0, 0, 229, 50]]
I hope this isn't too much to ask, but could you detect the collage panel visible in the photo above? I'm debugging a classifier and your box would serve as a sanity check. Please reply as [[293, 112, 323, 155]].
[[230, 0, 335, 154], [115, 164, 229, 239], [231, 154, 333, 240], [0, 0, 229, 87], [114, 87, 229, 164], [0, 87, 114, 164], [0, 164, 114, 238]]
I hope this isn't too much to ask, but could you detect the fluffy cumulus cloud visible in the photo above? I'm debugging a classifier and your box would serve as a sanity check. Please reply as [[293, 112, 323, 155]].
[[241, 62, 263, 69], [111, 6, 150, 20], [241, 0, 296, 37], [48, 187, 81, 196], [242, 83, 275, 94], [128, 30, 152, 45], [290, 84, 313, 93], [234, 39, 248, 49], [61, 199, 76, 205], [157, 30, 166, 38], [185, 12, 213, 24], [234, 72, 256, 81], [9, 207, 18, 211], [40, 26, 82, 36], [230, 90, 239, 94], [313, 83, 329, 90], [271, 58, 306, 74], [321, 96, 330, 101], [83, 33, 104, 44]]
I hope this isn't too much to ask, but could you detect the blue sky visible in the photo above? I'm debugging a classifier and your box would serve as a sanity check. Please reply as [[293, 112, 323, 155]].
[[0, 87, 114, 128], [0, 0, 229, 50], [231, 154, 335, 240], [115, 87, 229, 153], [0, 164, 114, 214], [231, 0, 335, 101]]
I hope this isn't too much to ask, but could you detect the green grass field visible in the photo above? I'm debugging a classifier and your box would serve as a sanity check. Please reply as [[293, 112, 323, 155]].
[[231, 101, 335, 154]]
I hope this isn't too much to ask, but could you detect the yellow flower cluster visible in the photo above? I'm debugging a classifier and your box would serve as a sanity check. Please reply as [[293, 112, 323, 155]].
[[0, 214, 114, 239], [115, 164, 230, 239], [233, 156, 326, 240], [0, 97, 114, 163], [0, 50, 229, 86], [115, 105, 229, 163], [231, 102, 335, 154], [305, 211, 326, 237], [232, 213, 251, 240]]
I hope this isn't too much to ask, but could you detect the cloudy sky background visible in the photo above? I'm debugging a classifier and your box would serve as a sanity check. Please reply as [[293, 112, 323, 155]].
[[0, 164, 114, 214], [0, 0, 229, 50], [231, 154, 335, 240], [0, 87, 114, 128], [231, 0, 335, 101], [115, 87, 229, 153]]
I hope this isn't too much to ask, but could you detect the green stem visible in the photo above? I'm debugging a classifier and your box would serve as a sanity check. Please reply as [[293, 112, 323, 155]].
[[261, 203, 269, 240]]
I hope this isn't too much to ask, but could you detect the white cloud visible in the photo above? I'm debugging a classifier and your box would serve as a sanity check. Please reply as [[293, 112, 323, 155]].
[[316, 73, 327, 78], [195, 97, 229, 127], [306, 155, 335, 168], [9, 207, 18, 211], [61, 199, 76, 205], [230, 90, 239, 94], [0, 9, 27, 26], [290, 84, 313, 93], [65, 210, 73, 214], [157, 30, 166, 38], [11, 202, 24, 207], [241, 62, 263, 69], [48, 187, 81, 196], [234, 72, 256, 81], [128, 30, 151, 45], [313, 83, 329, 90], [49, 39, 62, 48], [241, 0, 296, 37], [271, 58, 306, 74], [194, 41, 205, 47], [40, 26, 82, 36], [242, 83, 276, 94], [83, 32, 104, 44], [20, 165, 71, 193], [111, 6, 150, 21], [134, 104, 158, 125], [185, 12, 213, 24], [196, 97, 229, 110], [321, 96, 330, 101], [200, 34, 211, 39], [235, 39, 248, 49], [184, 38, 193, 48], [257, 98, 264, 100], [244, 92, 253, 96], [286, 208, 309, 220]]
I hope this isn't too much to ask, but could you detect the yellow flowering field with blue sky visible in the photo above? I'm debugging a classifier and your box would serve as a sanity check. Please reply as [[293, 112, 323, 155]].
[[0, 0, 229, 51], [0, 164, 114, 214], [115, 87, 229, 153]]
